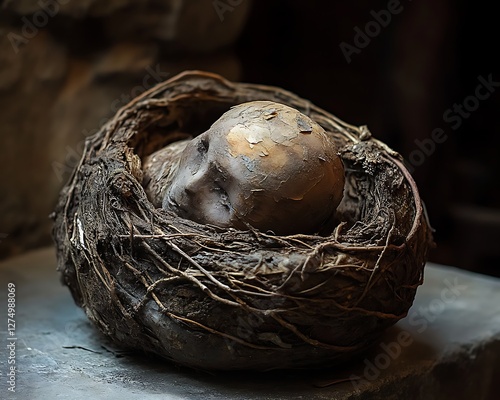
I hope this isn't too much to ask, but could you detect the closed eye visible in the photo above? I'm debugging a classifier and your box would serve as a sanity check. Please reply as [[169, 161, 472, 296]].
[[198, 137, 209, 154]]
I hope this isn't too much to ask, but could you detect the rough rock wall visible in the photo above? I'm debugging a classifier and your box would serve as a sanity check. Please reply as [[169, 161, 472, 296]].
[[0, 0, 252, 258]]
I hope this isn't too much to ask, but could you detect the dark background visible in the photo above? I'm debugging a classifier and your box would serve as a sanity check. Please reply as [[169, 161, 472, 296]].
[[1, 0, 499, 276], [236, 0, 500, 276]]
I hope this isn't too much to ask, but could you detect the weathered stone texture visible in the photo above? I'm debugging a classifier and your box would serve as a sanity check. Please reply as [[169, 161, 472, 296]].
[[0, 2, 249, 258]]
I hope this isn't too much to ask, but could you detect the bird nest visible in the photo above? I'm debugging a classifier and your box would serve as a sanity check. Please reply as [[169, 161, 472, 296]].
[[52, 71, 433, 370]]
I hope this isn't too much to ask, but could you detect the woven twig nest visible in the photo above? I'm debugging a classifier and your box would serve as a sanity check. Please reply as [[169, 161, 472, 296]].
[[53, 71, 433, 370]]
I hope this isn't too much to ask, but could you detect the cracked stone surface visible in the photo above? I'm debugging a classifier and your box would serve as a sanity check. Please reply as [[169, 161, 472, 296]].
[[0, 247, 499, 399]]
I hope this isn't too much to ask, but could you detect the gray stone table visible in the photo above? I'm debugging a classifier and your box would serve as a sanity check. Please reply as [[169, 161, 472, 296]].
[[1, 247, 499, 400]]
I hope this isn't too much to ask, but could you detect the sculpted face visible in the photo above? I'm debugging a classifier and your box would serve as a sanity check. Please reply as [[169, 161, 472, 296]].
[[163, 101, 345, 235]]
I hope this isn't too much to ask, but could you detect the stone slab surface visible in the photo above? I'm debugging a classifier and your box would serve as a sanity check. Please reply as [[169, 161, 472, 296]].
[[0, 247, 499, 400]]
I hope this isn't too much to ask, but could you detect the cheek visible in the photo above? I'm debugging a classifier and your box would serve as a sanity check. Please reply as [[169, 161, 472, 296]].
[[220, 155, 268, 216], [164, 153, 235, 227]]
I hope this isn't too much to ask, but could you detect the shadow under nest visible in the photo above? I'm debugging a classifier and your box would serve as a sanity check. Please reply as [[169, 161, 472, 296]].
[[52, 71, 433, 370]]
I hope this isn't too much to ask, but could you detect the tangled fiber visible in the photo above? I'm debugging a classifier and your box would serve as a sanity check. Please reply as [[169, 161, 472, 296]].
[[53, 71, 433, 370]]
